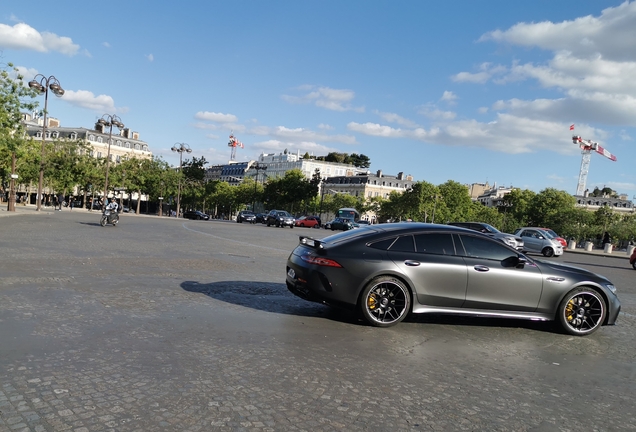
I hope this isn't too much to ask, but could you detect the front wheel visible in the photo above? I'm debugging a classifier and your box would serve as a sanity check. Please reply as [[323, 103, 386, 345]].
[[360, 276, 411, 328], [100, 216, 107, 227], [542, 247, 555, 257], [557, 288, 606, 336]]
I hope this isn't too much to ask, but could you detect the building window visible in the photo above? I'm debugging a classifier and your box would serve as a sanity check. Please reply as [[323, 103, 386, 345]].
[[97, 137, 103, 143], [97, 151, 102, 158], [88, 134, 95, 141], [70, 132, 77, 139], [116, 155, 121, 163], [125, 142, 131, 148], [116, 140, 122, 147]]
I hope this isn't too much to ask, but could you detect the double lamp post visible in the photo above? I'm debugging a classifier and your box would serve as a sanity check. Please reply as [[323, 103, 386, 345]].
[[28, 74, 64, 211], [171, 143, 191, 218], [98, 114, 125, 203]]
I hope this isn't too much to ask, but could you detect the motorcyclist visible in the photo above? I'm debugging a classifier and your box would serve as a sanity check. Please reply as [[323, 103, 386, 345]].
[[104, 198, 119, 213]]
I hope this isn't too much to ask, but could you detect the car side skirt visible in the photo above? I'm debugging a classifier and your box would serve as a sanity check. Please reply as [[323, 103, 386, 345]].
[[411, 305, 551, 321]]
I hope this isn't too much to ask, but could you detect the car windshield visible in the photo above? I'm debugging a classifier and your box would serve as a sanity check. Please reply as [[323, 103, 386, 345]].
[[482, 223, 500, 234], [277, 211, 291, 217], [543, 229, 558, 238], [539, 229, 555, 239]]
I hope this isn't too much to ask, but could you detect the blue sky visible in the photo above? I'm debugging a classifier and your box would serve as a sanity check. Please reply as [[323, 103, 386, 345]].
[[2, 1, 635, 196]]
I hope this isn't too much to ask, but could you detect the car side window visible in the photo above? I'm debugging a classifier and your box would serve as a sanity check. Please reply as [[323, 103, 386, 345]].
[[459, 235, 516, 261], [368, 237, 397, 250], [414, 233, 455, 255], [388, 235, 415, 252]]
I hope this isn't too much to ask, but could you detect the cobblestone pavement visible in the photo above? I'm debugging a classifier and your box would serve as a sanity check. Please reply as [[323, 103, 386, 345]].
[[1, 209, 635, 431]]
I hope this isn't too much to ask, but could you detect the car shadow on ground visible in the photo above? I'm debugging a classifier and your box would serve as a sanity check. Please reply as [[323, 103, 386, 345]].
[[404, 313, 559, 334], [181, 280, 563, 334], [181, 280, 361, 325]]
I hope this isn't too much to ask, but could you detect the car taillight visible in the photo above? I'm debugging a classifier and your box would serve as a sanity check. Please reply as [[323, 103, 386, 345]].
[[300, 252, 342, 267]]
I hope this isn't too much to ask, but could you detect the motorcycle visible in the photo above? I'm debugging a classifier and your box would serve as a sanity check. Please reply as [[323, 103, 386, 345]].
[[630, 247, 636, 270], [100, 208, 120, 227]]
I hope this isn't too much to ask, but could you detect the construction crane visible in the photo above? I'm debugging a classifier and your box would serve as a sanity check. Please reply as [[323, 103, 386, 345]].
[[228, 133, 244, 161], [572, 135, 617, 196]]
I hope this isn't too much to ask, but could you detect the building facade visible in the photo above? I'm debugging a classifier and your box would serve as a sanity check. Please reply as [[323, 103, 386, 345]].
[[23, 114, 152, 163]]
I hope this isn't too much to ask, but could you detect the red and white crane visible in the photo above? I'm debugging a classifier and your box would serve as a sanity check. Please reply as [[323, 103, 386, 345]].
[[228, 133, 244, 160], [572, 134, 617, 196]]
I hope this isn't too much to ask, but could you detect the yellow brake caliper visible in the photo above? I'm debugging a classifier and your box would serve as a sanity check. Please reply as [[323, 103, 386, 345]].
[[368, 293, 378, 310], [565, 299, 575, 322]]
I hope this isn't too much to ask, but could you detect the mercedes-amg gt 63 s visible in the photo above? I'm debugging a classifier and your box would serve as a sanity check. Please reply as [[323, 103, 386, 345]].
[[286, 223, 620, 336]]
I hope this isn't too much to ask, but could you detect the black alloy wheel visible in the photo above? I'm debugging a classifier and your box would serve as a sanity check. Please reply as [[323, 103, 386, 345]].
[[557, 288, 606, 336], [542, 247, 554, 257], [360, 276, 411, 328]]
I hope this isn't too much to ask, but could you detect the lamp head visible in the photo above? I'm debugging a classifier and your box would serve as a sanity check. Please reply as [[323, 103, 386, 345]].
[[28, 80, 45, 93], [49, 83, 64, 96]]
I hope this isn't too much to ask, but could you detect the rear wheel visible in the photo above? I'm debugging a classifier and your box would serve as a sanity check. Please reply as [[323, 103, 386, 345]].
[[360, 276, 411, 327], [557, 288, 606, 336], [542, 247, 554, 257], [100, 216, 106, 227], [632, 260, 636, 270]]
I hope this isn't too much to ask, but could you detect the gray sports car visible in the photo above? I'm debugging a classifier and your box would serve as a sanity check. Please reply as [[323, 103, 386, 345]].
[[286, 223, 620, 335]]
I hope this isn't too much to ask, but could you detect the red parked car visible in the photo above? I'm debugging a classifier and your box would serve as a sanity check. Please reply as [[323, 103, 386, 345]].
[[294, 215, 321, 228]]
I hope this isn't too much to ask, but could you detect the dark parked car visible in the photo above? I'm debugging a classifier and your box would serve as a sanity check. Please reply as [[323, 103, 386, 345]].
[[237, 210, 256, 223], [255, 213, 268, 224], [286, 223, 620, 335], [266, 210, 295, 228], [448, 222, 524, 251], [324, 217, 358, 231], [183, 210, 210, 220]]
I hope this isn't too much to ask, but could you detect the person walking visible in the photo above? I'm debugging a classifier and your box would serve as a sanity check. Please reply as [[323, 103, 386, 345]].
[[69, 198, 74, 211], [57, 193, 64, 211]]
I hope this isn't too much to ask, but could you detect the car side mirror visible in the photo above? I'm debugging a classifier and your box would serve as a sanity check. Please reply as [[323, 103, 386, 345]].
[[502, 255, 527, 268]]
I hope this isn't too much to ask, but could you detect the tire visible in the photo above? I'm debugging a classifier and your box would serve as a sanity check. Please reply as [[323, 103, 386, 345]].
[[100, 216, 106, 227], [276, 222, 280, 227], [360, 276, 411, 327], [557, 288, 606, 336], [632, 260, 636, 270], [290, 225, 293, 229], [542, 247, 554, 257]]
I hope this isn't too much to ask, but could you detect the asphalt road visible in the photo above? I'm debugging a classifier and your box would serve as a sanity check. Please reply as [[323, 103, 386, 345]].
[[1, 210, 635, 431]]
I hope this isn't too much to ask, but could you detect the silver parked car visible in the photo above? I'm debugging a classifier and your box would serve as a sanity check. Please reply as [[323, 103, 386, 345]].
[[514, 227, 564, 257], [286, 223, 620, 335], [448, 222, 524, 251]]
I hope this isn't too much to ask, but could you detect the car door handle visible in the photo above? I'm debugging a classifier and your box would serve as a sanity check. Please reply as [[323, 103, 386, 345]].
[[404, 260, 421, 267], [473, 265, 490, 272]]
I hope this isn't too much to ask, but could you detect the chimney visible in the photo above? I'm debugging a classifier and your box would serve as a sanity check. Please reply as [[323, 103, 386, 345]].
[[95, 122, 105, 133], [377, 170, 382, 178], [123, 128, 130, 138], [397, 172, 404, 180]]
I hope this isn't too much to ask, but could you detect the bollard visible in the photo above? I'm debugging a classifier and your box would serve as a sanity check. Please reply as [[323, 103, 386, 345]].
[[603, 243, 613, 254], [626, 245, 634, 256], [584, 241, 593, 252], [568, 240, 577, 250]]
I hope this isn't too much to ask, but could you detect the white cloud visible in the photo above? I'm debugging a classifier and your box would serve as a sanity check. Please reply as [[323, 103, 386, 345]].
[[103, 42, 111, 48], [317, 123, 333, 130], [250, 125, 357, 144], [0, 22, 80, 55], [62, 90, 121, 113], [479, 2, 636, 62], [195, 111, 239, 123], [418, 106, 457, 120], [375, 111, 420, 128], [281, 85, 364, 112], [348, 114, 595, 156], [146, 54, 154, 62], [440, 91, 458, 104]]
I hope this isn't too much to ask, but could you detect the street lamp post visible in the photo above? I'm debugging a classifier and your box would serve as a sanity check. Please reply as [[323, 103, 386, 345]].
[[171, 143, 191, 218], [318, 178, 327, 224], [98, 114, 124, 202], [252, 163, 267, 212], [28, 74, 64, 211], [496, 201, 513, 231]]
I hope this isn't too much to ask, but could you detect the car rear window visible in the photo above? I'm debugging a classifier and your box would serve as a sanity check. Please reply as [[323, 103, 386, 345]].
[[414, 233, 455, 255]]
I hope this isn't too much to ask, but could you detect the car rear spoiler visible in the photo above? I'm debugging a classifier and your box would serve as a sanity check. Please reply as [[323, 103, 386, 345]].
[[299, 236, 324, 249]]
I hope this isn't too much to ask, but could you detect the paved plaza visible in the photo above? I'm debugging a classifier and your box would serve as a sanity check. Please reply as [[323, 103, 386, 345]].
[[1, 207, 635, 431]]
